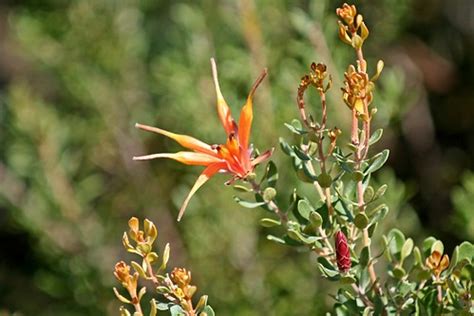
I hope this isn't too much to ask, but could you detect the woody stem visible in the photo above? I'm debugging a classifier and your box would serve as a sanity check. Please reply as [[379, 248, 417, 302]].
[[145, 257, 160, 287], [316, 90, 334, 216], [352, 96, 380, 297], [351, 283, 374, 308], [437, 284, 443, 303], [351, 37, 382, 296]]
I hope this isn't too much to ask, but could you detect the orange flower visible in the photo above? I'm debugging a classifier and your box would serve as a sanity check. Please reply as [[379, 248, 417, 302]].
[[426, 250, 450, 279], [134, 58, 273, 221]]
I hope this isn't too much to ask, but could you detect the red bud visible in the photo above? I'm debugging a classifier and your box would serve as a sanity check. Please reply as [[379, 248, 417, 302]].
[[335, 231, 351, 273]]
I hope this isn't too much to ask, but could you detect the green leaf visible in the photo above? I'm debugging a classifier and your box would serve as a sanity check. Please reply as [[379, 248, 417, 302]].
[[340, 275, 357, 284], [316, 202, 332, 228], [131, 261, 146, 278], [338, 160, 354, 173], [293, 146, 312, 161], [359, 246, 370, 267], [284, 119, 307, 135], [318, 256, 335, 270], [149, 299, 157, 316], [431, 240, 444, 255], [260, 218, 281, 227], [234, 196, 266, 208], [264, 161, 278, 187], [351, 171, 364, 182], [366, 203, 388, 218], [401, 238, 414, 262], [169, 305, 186, 316], [195, 295, 208, 313], [302, 161, 318, 181], [422, 237, 437, 257], [387, 228, 405, 260], [392, 265, 406, 279], [267, 235, 286, 244], [448, 241, 474, 274], [364, 149, 390, 175], [367, 222, 377, 238], [201, 306, 215, 316], [332, 198, 354, 223], [369, 128, 383, 146], [354, 213, 369, 229], [119, 307, 131, 316], [415, 267, 431, 281], [279, 137, 293, 156], [413, 246, 423, 266], [309, 211, 323, 228], [363, 186, 374, 202], [287, 229, 319, 245], [297, 199, 314, 220], [456, 241, 474, 262], [296, 167, 314, 183], [373, 184, 388, 200], [233, 185, 251, 192], [317, 173, 332, 188], [317, 257, 340, 280]]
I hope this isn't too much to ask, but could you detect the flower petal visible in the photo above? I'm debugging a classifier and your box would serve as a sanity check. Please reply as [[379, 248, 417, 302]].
[[177, 162, 227, 221], [135, 123, 216, 156], [251, 148, 274, 166], [133, 151, 222, 166], [211, 58, 235, 135], [238, 68, 267, 151]]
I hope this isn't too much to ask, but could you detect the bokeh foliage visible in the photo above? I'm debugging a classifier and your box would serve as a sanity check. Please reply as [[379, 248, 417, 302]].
[[0, 0, 471, 315]]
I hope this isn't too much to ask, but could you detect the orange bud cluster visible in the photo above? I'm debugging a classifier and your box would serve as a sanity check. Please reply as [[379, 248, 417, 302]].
[[336, 3, 357, 26], [114, 261, 133, 284], [122, 217, 158, 257], [170, 267, 197, 300], [337, 3, 369, 49], [342, 65, 374, 117], [299, 62, 331, 94], [114, 261, 139, 304]]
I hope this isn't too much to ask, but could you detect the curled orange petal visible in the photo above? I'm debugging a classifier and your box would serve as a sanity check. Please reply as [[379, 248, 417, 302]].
[[238, 68, 267, 151], [211, 58, 235, 135], [439, 254, 450, 272], [135, 123, 216, 156], [177, 162, 227, 221], [133, 151, 222, 166]]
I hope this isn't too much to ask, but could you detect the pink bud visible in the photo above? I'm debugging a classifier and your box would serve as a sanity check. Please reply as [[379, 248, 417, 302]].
[[335, 231, 351, 273]]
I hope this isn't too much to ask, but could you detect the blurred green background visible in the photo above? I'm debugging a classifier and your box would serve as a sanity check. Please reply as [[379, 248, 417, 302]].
[[0, 0, 473, 315]]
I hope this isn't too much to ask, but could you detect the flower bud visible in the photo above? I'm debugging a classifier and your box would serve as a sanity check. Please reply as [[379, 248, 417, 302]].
[[336, 3, 357, 26], [170, 267, 192, 288], [114, 261, 132, 284], [335, 231, 351, 273]]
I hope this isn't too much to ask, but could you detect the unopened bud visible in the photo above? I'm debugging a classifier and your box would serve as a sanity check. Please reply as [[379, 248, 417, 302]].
[[335, 231, 351, 273], [263, 187, 277, 202], [114, 261, 132, 284]]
